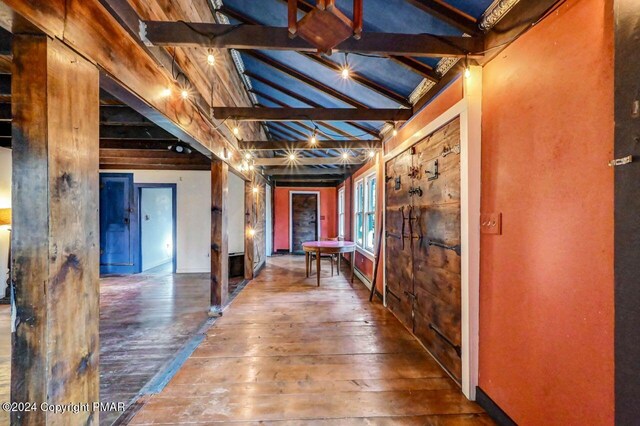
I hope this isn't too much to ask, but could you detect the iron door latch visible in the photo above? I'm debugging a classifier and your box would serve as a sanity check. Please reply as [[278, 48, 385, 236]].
[[609, 155, 633, 167]]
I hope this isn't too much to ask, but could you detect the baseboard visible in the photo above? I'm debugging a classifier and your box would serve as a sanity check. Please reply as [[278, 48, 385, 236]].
[[176, 268, 209, 274], [475, 387, 517, 426]]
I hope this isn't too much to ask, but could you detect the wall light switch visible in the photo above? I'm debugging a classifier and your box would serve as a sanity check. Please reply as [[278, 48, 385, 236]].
[[481, 212, 502, 235]]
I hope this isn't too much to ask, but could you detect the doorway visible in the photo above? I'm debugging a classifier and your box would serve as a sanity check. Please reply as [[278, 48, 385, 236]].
[[137, 184, 177, 274], [100, 173, 135, 275], [289, 191, 320, 253]]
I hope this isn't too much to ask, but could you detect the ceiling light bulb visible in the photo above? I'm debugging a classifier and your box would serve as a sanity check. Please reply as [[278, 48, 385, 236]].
[[341, 67, 350, 80], [311, 135, 317, 144], [289, 153, 296, 161], [161, 87, 172, 97], [369, 150, 375, 158], [342, 152, 349, 159], [464, 66, 471, 79], [207, 54, 215, 66], [392, 128, 398, 137], [253, 186, 259, 193], [181, 90, 189, 100], [233, 127, 240, 136], [249, 164, 254, 171], [244, 152, 251, 160]]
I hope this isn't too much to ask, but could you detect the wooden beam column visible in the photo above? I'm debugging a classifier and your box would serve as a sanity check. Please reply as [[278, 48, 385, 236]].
[[11, 35, 100, 424], [244, 180, 254, 280], [210, 159, 229, 314]]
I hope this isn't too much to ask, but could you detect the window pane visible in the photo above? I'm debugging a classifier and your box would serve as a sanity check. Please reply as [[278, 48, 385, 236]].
[[367, 178, 376, 211], [356, 182, 364, 212], [356, 213, 363, 245], [366, 213, 375, 251], [338, 213, 344, 237]]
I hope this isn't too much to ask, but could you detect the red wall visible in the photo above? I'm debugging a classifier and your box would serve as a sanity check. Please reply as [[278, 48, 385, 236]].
[[273, 186, 337, 251], [479, 0, 614, 423]]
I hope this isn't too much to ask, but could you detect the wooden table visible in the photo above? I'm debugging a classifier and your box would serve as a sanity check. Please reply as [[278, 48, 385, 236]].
[[302, 241, 357, 287]]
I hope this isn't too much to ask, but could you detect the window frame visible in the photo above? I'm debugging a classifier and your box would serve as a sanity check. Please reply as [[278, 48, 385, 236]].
[[353, 171, 376, 255], [338, 187, 345, 238]]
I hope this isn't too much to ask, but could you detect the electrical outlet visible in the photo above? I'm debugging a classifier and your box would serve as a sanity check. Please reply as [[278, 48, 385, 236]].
[[481, 212, 502, 235]]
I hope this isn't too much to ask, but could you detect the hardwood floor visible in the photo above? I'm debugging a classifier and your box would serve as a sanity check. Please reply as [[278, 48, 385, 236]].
[[129, 256, 492, 425], [0, 270, 224, 426], [99, 272, 211, 425]]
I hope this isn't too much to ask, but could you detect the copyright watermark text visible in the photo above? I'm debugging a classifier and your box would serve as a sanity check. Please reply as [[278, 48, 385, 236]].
[[1, 401, 126, 414]]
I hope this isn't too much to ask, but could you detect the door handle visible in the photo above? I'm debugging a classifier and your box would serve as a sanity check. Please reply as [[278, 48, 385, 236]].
[[124, 217, 130, 224]]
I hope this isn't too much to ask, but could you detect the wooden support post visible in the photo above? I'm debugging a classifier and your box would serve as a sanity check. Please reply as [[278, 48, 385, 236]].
[[244, 180, 254, 280], [11, 35, 100, 424], [210, 159, 229, 314]]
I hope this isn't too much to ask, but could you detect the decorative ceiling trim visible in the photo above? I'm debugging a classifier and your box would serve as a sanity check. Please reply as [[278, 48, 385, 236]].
[[479, 0, 520, 32], [409, 78, 436, 105]]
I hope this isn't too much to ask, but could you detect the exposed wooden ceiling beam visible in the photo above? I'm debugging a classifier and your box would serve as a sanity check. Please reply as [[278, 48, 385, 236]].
[[99, 125, 177, 140], [212, 6, 422, 107], [213, 107, 412, 122], [263, 166, 354, 176], [269, 122, 309, 140], [252, 89, 351, 140], [240, 140, 381, 150], [244, 71, 380, 138], [100, 163, 211, 171], [273, 181, 340, 188], [403, 0, 479, 35], [255, 156, 361, 166], [389, 56, 439, 82], [142, 21, 482, 58], [268, 122, 308, 140], [274, 0, 443, 83], [300, 53, 410, 107], [243, 50, 370, 109]]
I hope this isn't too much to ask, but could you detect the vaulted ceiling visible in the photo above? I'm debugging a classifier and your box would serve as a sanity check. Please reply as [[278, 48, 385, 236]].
[[137, 0, 513, 185]]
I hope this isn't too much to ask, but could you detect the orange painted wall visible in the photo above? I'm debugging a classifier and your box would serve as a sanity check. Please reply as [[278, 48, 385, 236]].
[[479, 0, 614, 424], [273, 186, 337, 251]]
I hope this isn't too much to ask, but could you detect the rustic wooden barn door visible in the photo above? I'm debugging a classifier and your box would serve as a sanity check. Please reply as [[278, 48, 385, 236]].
[[384, 149, 415, 331], [385, 118, 462, 382], [291, 193, 318, 253], [411, 118, 462, 382]]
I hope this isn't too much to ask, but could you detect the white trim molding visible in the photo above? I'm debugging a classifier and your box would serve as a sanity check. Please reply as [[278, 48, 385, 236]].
[[383, 67, 482, 400], [289, 191, 321, 252]]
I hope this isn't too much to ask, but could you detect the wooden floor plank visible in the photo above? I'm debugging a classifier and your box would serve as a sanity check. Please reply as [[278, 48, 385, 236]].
[[130, 256, 491, 425]]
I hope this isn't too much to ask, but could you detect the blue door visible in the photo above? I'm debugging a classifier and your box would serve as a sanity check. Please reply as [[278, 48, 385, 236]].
[[100, 173, 136, 275]]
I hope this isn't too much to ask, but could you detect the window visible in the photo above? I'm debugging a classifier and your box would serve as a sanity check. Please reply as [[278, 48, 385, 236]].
[[365, 174, 376, 252], [354, 172, 376, 253], [338, 188, 345, 238]]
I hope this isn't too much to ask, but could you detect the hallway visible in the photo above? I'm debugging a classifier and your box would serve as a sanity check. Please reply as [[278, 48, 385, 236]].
[[129, 256, 491, 424]]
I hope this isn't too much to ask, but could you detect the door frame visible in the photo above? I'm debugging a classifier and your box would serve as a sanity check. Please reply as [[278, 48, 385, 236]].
[[383, 67, 482, 400], [289, 190, 321, 253], [135, 183, 178, 273], [99, 172, 135, 275]]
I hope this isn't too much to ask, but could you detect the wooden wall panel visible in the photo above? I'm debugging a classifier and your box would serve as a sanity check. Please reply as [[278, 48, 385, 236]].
[[11, 35, 100, 424]]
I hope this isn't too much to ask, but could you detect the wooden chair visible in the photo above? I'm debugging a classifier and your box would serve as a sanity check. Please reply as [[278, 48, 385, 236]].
[[309, 237, 343, 276]]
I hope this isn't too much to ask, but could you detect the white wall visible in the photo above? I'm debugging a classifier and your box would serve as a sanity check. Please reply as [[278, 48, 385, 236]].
[[228, 172, 245, 254], [102, 169, 247, 274], [102, 169, 211, 273], [0, 148, 10, 296], [140, 187, 174, 271]]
